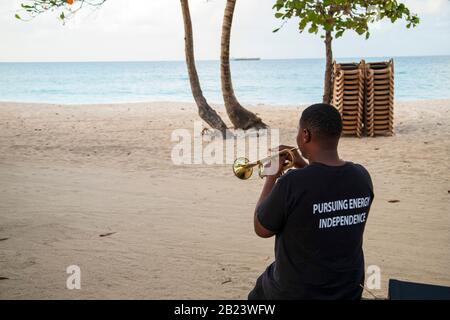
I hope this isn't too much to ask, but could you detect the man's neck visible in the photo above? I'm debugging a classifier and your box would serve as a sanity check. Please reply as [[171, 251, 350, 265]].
[[308, 149, 344, 166]]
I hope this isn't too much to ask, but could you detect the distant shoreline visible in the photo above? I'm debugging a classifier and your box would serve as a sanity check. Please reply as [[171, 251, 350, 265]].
[[0, 98, 449, 108], [0, 54, 449, 64]]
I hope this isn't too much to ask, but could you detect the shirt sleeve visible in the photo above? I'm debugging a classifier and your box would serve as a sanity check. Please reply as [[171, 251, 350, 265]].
[[357, 164, 374, 202], [256, 177, 288, 233]]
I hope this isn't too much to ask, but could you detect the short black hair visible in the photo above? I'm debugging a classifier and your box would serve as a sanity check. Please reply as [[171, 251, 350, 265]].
[[300, 103, 342, 139]]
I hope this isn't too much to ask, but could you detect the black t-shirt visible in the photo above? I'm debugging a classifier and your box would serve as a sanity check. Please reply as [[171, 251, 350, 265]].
[[256, 161, 374, 300]]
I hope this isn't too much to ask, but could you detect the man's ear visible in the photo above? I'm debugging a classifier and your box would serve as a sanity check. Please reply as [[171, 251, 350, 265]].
[[303, 129, 311, 143]]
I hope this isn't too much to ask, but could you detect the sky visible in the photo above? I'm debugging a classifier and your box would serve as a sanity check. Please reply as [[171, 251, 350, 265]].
[[0, 0, 449, 62]]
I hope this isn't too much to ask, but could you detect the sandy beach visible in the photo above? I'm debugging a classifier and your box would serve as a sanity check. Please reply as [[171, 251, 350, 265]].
[[0, 99, 449, 299]]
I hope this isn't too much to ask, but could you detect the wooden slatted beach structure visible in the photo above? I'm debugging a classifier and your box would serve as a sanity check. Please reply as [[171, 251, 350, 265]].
[[332, 59, 395, 137], [331, 61, 365, 137], [365, 59, 394, 136]]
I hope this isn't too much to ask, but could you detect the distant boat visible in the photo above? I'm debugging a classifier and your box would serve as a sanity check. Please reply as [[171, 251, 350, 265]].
[[231, 57, 261, 61]]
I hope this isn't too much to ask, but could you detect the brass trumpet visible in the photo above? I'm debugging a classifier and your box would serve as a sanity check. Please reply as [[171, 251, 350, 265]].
[[233, 147, 299, 180]]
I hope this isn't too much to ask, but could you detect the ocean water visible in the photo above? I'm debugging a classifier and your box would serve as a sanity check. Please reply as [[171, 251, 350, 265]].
[[0, 56, 449, 105]]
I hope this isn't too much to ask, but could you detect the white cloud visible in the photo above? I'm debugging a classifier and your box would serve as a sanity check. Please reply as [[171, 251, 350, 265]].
[[402, 0, 450, 15], [0, 0, 448, 62]]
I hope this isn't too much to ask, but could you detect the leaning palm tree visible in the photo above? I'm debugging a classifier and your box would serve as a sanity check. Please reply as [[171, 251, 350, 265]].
[[18, 0, 229, 136], [181, 0, 228, 136], [221, 0, 267, 130]]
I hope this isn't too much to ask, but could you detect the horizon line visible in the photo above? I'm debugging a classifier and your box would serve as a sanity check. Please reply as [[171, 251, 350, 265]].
[[0, 54, 449, 64]]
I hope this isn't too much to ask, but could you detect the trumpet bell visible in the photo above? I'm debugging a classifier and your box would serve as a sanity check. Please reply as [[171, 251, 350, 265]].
[[233, 157, 253, 180]]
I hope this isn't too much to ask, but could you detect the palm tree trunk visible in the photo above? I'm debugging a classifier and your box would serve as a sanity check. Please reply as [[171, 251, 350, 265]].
[[180, 0, 228, 136], [323, 31, 333, 104], [220, 0, 267, 130]]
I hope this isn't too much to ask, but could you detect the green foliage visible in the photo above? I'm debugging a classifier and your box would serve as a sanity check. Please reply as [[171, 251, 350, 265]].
[[273, 0, 420, 39], [16, 0, 107, 22]]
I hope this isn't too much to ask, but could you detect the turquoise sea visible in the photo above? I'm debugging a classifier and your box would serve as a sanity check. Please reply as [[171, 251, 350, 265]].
[[0, 55, 449, 105]]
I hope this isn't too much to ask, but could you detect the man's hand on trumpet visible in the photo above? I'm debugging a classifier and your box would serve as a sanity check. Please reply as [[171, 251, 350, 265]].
[[261, 145, 308, 178], [261, 153, 289, 178], [270, 145, 308, 169]]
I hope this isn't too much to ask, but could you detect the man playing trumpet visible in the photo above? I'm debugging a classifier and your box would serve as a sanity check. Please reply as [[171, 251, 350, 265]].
[[248, 103, 374, 300]]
